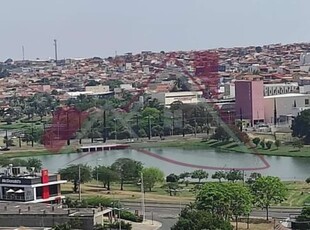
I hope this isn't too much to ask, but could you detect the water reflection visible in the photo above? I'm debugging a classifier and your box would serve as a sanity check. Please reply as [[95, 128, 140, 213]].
[[22, 148, 310, 181]]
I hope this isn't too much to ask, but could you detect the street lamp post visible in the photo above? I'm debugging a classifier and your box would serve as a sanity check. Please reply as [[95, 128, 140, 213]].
[[118, 200, 121, 230], [194, 118, 197, 137], [141, 172, 145, 222], [96, 158, 102, 190], [171, 116, 174, 136]]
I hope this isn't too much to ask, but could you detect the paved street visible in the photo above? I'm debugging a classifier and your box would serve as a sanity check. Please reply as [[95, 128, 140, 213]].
[[123, 202, 302, 230]]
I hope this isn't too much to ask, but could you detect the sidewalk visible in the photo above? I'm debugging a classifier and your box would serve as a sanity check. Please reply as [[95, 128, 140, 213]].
[[130, 219, 162, 230]]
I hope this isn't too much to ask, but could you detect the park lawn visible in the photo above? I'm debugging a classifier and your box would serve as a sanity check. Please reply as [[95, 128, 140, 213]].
[[61, 180, 310, 207], [62, 180, 195, 203], [0, 122, 33, 130], [280, 181, 310, 207]]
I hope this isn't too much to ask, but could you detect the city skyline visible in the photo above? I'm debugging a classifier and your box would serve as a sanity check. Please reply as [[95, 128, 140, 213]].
[[1, 0, 310, 60]]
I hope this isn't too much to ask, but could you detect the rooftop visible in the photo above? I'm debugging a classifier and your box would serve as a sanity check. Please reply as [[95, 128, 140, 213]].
[[0, 203, 112, 216]]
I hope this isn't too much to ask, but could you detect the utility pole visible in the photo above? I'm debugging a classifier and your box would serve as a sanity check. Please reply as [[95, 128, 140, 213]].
[[141, 172, 145, 222], [22, 45, 25, 61], [114, 119, 117, 141], [182, 111, 185, 137], [54, 39, 58, 62], [136, 115, 139, 140], [5, 130, 8, 148], [79, 112, 82, 145], [274, 98, 277, 127], [78, 165, 81, 202], [172, 111, 175, 136], [66, 110, 70, 146], [31, 122, 34, 147], [118, 203, 121, 230], [103, 110, 107, 143], [148, 115, 151, 140], [194, 118, 197, 137]]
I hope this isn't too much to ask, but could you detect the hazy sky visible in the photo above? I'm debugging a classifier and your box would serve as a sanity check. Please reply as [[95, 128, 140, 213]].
[[1, 0, 310, 60]]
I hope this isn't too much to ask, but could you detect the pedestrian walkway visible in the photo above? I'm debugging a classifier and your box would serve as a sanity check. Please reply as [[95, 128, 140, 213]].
[[130, 219, 162, 230]]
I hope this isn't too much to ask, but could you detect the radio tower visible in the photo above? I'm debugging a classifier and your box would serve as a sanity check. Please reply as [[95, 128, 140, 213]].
[[54, 39, 58, 62]]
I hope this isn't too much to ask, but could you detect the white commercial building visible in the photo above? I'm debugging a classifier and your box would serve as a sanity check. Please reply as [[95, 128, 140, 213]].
[[85, 85, 110, 93], [164, 91, 204, 107], [264, 93, 310, 125]]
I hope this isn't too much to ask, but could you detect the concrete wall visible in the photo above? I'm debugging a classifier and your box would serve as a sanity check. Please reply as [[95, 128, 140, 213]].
[[0, 214, 94, 230]]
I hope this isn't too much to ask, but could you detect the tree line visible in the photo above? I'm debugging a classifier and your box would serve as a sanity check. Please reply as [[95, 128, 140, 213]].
[[172, 173, 287, 230]]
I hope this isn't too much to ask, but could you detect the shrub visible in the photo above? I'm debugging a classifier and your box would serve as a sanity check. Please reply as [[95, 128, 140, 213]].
[[120, 210, 143, 222], [107, 221, 132, 230], [266, 141, 273, 150], [85, 196, 113, 207], [275, 140, 281, 149], [260, 140, 265, 149]]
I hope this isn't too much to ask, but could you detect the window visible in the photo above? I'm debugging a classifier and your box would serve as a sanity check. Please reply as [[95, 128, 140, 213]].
[[305, 99, 309, 106]]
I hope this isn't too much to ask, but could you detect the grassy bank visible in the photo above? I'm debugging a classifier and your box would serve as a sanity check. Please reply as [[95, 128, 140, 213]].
[[131, 138, 310, 158], [1, 135, 310, 159], [0, 146, 77, 159]]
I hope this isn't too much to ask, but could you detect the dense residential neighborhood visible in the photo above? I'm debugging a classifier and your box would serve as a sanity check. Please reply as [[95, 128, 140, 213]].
[[2, 43, 310, 132]]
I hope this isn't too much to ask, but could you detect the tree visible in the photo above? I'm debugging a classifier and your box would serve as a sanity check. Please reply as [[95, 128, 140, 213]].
[[260, 140, 265, 149], [252, 137, 260, 147], [171, 207, 233, 230], [296, 207, 310, 221], [3, 137, 13, 147], [211, 171, 226, 182], [166, 174, 180, 196], [191, 170, 208, 184], [1, 158, 27, 167], [292, 109, 310, 144], [212, 126, 230, 142], [59, 164, 92, 193], [166, 173, 179, 183], [26, 158, 42, 172], [266, 141, 273, 150], [292, 139, 304, 151], [93, 166, 119, 190], [275, 140, 281, 149], [249, 176, 287, 220], [142, 167, 165, 192], [229, 184, 253, 229], [246, 172, 262, 185], [226, 169, 243, 183], [179, 172, 191, 183], [52, 222, 71, 230], [196, 182, 253, 226], [111, 158, 143, 190]]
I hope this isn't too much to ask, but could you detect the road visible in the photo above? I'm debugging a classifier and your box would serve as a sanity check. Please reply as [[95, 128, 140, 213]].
[[123, 202, 302, 230]]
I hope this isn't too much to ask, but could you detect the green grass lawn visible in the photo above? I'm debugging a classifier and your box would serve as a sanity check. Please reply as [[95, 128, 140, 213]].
[[280, 181, 310, 207], [62, 180, 310, 207]]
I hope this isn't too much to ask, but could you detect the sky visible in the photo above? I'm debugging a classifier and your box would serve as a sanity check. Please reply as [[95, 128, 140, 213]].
[[1, 0, 310, 61]]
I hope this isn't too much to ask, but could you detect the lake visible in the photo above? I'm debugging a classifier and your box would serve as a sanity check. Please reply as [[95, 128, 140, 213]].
[[24, 147, 310, 181]]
